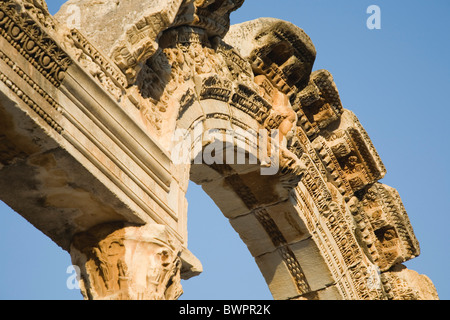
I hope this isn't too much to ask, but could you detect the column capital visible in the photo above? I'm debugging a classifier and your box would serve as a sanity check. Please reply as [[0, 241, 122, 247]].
[[70, 222, 184, 300]]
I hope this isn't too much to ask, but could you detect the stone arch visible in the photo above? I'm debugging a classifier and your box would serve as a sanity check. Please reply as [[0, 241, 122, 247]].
[[173, 80, 318, 299], [0, 0, 437, 300], [135, 19, 357, 299], [136, 16, 430, 299]]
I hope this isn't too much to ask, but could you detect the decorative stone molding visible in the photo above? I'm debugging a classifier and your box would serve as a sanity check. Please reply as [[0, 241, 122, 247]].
[[0, 65, 63, 135], [294, 69, 343, 138], [0, 49, 64, 133], [224, 18, 317, 95], [64, 28, 127, 101], [56, 0, 243, 85], [0, 0, 72, 87], [381, 264, 439, 300], [19, 0, 56, 29], [355, 183, 420, 271], [173, 0, 245, 38]]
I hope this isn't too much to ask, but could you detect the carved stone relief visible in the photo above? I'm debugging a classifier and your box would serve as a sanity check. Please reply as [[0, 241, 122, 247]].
[[70, 222, 183, 300]]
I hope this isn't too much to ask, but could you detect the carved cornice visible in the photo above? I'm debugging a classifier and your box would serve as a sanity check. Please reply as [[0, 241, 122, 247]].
[[0, 0, 72, 87], [69, 28, 127, 94], [172, 0, 245, 38], [0, 49, 63, 134], [109, 0, 185, 84]]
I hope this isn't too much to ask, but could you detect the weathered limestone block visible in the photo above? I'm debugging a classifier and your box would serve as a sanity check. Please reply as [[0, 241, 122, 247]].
[[290, 238, 336, 292], [230, 213, 278, 257], [199, 175, 252, 219], [56, 0, 184, 81], [381, 264, 439, 300], [228, 200, 311, 258], [56, 0, 244, 83], [261, 199, 310, 245], [294, 69, 343, 138], [356, 183, 420, 271], [313, 110, 387, 196], [199, 164, 300, 219], [70, 222, 184, 300], [172, 0, 245, 38], [225, 18, 316, 95], [255, 249, 304, 300]]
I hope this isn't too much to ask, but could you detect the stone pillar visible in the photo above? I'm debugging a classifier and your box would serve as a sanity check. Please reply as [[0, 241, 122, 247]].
[[69, 222, 183, 300]]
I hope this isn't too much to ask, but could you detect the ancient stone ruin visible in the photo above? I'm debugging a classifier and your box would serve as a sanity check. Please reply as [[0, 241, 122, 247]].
[[0, 0, 439, 300]]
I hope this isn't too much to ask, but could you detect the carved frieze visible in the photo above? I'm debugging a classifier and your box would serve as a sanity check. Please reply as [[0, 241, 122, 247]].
[[294, 69, 343, 138], [172, 0, 245, 38], [225, 18, 317, 96], [381, 264, 439, 300], [199, 75, 233, 102], [313, 110, 386, 196], [355, 183, 420, 271], [0, 0, 72, 87], [65, 29, 127, 100], [19, 0, 56, 29]]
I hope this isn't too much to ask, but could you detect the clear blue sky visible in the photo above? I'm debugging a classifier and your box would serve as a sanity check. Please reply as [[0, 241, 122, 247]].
[[0, 0, 448, 300]]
